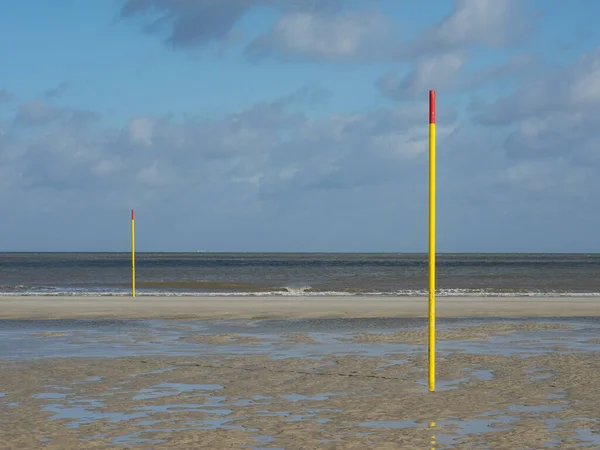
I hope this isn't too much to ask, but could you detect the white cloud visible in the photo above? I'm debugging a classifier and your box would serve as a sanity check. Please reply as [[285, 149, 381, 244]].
[[16, 99, 62, 125], [378, 53, 468, 100], [568, 49, 600, 105], [128, 117, 157, 147], [120, 0, 262, 47], [4, 84, 600, 251], [412, 0, 532, 55], [1, 91, 455, 214], [5, 1, 600, 251], [466, 45, 600, 174], [473, 47, 600, 126], [247, 10, 391, 61]]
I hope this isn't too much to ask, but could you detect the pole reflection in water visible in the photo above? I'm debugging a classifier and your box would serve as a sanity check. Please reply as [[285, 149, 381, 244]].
[[429, 421, 436, 449]]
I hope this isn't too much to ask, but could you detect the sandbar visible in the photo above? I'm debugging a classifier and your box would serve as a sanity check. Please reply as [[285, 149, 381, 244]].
[[0, 295, 598, 320]]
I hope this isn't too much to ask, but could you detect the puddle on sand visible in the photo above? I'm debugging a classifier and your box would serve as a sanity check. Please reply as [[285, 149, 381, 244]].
[[441, 330, 600, 357], [360, 419, 421, 429], [471, 369, 494, 381], [42, 385, 72, 391], [135, 404, 233, 415], [230, 396, 272, 406], [508, 404, 564, 414], [68, 377, 104, 385], [256, 406, 341, 424], [110, 418, 252, 447], [281, 393, 337, 402], [257, 411, 290, 418], [433, 416, 517, 446], [41, 394, 249, 434], [133, 382, 223, 400], [33, 392, 69, 400], [544, 418, 600, 447], [130, 367, 176, 377], [157, 394, 271, 408], [81, 376, 103, 383], [32, 388, 339, 447], [360, 414, 517, 446], [112, 433, 168, 447], [285, 413, 317, 422], [360, 408, 596, 447], [4, 317, 600, 361], [247, 434, 283, 450], [376, 358, 407, 369], [529, 367, 555, 381], [43, 403, 148, 428], [548, 389, 566, 400], [416, 368, 494, 391]]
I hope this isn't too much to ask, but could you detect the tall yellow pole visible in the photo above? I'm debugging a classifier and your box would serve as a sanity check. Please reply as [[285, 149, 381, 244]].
[[428, 90, 436, 392], [131, 209, 136, 298]]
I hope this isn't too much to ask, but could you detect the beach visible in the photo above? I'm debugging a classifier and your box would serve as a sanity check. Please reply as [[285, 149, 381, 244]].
[[3, 0, 599, 445], [1, 295, 599, 320], [1, 296, 600, 448]]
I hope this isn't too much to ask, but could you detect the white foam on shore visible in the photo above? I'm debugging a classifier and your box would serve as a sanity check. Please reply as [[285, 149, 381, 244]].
[[2, 289, 600, 297]]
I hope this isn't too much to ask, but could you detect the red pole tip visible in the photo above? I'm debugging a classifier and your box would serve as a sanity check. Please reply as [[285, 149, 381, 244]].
[[429, 90, 436, 124], [131, 209, 135, 220]]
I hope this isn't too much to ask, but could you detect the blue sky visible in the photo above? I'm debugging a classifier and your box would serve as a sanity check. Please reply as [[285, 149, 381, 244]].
[[2, 0, 600, 252]]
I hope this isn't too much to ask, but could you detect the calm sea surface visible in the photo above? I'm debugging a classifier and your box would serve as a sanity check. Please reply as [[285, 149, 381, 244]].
[[0, 253, 599, 297]]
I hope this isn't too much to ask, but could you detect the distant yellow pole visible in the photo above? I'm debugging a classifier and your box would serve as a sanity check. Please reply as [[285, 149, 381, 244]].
[[428, 90, 436, 392], [131, 209, 136, 297]]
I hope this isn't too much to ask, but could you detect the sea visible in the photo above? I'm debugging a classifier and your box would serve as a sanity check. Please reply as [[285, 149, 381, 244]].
[[1, 253, 599, 297]]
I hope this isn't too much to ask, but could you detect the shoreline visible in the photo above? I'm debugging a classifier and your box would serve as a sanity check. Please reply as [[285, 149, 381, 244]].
[[0, 295, 598, 320]]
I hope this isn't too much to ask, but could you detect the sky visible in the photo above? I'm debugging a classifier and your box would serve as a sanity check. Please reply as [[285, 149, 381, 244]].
[[1, 0, 600, 253]]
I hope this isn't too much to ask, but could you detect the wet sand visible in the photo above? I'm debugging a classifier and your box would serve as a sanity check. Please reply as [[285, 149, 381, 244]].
[[2, 317, 600, 448], [1, 295, 599, 320], [2, 321, 600, 449]]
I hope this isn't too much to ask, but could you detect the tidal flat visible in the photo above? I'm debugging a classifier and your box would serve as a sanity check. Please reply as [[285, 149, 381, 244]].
[[1, 317, 600, 449]]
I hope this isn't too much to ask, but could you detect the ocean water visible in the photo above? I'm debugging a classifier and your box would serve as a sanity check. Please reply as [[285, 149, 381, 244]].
[[0, 253, 599, 297]]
